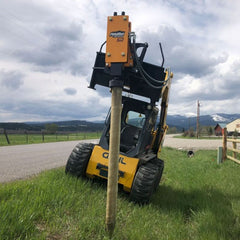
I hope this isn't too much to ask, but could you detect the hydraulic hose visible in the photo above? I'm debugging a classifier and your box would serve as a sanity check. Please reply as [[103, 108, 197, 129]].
[[131, 33, 170, 89]]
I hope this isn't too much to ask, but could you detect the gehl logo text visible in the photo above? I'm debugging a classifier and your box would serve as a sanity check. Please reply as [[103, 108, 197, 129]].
[[102, 152, 126, 165]]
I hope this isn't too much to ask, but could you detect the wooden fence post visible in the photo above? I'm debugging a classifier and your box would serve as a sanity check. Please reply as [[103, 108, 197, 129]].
[[222, 128, 227, 161], [4, 129, 10, 144]]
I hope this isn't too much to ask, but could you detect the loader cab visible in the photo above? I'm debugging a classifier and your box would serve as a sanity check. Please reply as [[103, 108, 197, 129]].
[[99, 96, 159, 157]]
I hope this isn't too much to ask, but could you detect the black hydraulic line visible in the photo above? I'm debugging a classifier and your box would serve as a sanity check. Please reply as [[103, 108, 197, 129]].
[[131, 34, 170, 89], [132, 40, 163, 88], [159, 43, 164, 67], [100, 41, 106, 53], [136, 54, 167, 85], [134, 51, 169, 89]]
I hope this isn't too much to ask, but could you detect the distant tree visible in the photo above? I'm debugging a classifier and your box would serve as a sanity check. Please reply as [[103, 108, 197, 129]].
[[168, 127, 177, 134], [182, 128, 195, 138], [188, 128, 195, 137], [182, 131, 188, 137], [45, 123, 58, 134], [208, 126, 213, 136]]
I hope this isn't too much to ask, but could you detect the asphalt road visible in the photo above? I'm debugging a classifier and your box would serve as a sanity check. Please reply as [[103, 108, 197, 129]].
[[0, 139, 98, 183], [0, 135, 225, 183]]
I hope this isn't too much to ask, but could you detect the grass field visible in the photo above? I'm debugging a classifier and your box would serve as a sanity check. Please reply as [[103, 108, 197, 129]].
[[0, 148, 239, 239], [0, 132, 100, 146]]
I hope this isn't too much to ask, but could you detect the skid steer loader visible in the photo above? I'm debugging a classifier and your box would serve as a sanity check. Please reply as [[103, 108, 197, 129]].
[[65, 12, 173, 203]]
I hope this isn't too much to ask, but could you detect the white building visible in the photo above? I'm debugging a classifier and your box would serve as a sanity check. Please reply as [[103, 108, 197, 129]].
[[226, 119, 240, 134]]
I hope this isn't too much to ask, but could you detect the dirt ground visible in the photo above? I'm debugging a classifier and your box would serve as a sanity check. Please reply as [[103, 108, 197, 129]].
[[163, 134, 224, 150]]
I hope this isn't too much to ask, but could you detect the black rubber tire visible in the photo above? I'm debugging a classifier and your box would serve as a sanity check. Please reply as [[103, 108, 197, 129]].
[[65, 143, 94, 177], [130, 161, 162, 204], [151, 158, 164, 192]]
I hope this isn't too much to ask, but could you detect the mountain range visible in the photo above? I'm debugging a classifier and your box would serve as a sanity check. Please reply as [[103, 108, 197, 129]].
[[0, 113, 239, 132], [166, 113, 240, 130]]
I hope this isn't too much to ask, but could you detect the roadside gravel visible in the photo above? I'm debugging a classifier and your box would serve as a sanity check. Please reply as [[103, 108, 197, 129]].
[[163, 134, 224, 150]]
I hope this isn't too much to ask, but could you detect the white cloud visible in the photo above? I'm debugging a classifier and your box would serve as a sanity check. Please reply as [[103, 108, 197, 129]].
[[0, 0, 239, 122]]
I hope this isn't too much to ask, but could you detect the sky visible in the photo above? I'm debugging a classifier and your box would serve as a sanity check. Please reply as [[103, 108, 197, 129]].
[[0, 0, 240, 122]]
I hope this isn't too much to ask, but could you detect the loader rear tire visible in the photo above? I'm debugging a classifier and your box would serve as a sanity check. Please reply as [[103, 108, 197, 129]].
[[130, 162, 162, 204], [65, 143, 94, 177]]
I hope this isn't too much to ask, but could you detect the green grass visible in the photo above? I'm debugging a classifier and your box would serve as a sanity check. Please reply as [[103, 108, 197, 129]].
[[0, 148, 240, 239], [227, 149, 240, 161], [0, 132, 100, 146]]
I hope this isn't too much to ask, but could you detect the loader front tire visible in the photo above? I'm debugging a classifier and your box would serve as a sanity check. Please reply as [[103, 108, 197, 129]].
[[152, 158, 164, 191], [65, 143, 94, 177], [130, 162, 162, 204]]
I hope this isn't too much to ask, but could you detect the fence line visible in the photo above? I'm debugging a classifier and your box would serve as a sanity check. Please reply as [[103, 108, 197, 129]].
[[223, 127, 240, 164], [0, 129, 90, 135], [0, 129, 100, 145]]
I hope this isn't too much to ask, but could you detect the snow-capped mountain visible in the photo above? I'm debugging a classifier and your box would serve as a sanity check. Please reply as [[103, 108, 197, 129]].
[[167, 113, 240, 130], [211, 114, 232, 123]]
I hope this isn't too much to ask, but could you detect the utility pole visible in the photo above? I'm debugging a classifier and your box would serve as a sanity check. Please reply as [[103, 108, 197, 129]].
[[196, 100, 200, 138]]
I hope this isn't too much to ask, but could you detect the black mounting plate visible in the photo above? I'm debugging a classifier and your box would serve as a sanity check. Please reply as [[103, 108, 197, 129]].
[[89, 52, 166, 103]]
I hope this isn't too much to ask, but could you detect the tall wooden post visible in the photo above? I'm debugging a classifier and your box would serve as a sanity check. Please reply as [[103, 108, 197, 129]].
[[104, 12, 129, 235], [222, 128, 227, 161], [106, 86, 122, 235]]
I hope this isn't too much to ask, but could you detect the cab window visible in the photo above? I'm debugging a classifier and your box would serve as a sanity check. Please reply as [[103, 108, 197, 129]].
[[126, 111, 145, 128]]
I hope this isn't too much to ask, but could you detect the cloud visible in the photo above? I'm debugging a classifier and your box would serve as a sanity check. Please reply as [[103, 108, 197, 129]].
[[64, 88, 77, 95], [0, 70, 24, 90], [0, 96, 109, 122], [139, 26, 228, 77], [0, 0, 240, 121], [0, 1, 90, 75], [14, 20, 86, 74], [215, 60, 240, 98], [168, 57, 240, 117]]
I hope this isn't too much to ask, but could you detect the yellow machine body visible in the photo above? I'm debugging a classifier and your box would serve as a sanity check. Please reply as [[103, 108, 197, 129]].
[[105, 14, 133, 67], [86, 145, 139, 192]]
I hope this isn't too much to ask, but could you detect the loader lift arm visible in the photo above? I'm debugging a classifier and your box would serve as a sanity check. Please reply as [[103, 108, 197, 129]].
[[152, 70, 173, 156]]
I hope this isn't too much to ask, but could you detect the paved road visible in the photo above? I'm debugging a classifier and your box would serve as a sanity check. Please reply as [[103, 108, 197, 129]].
[[0, 139, 98, 183], [0, 135, 227, 183]]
